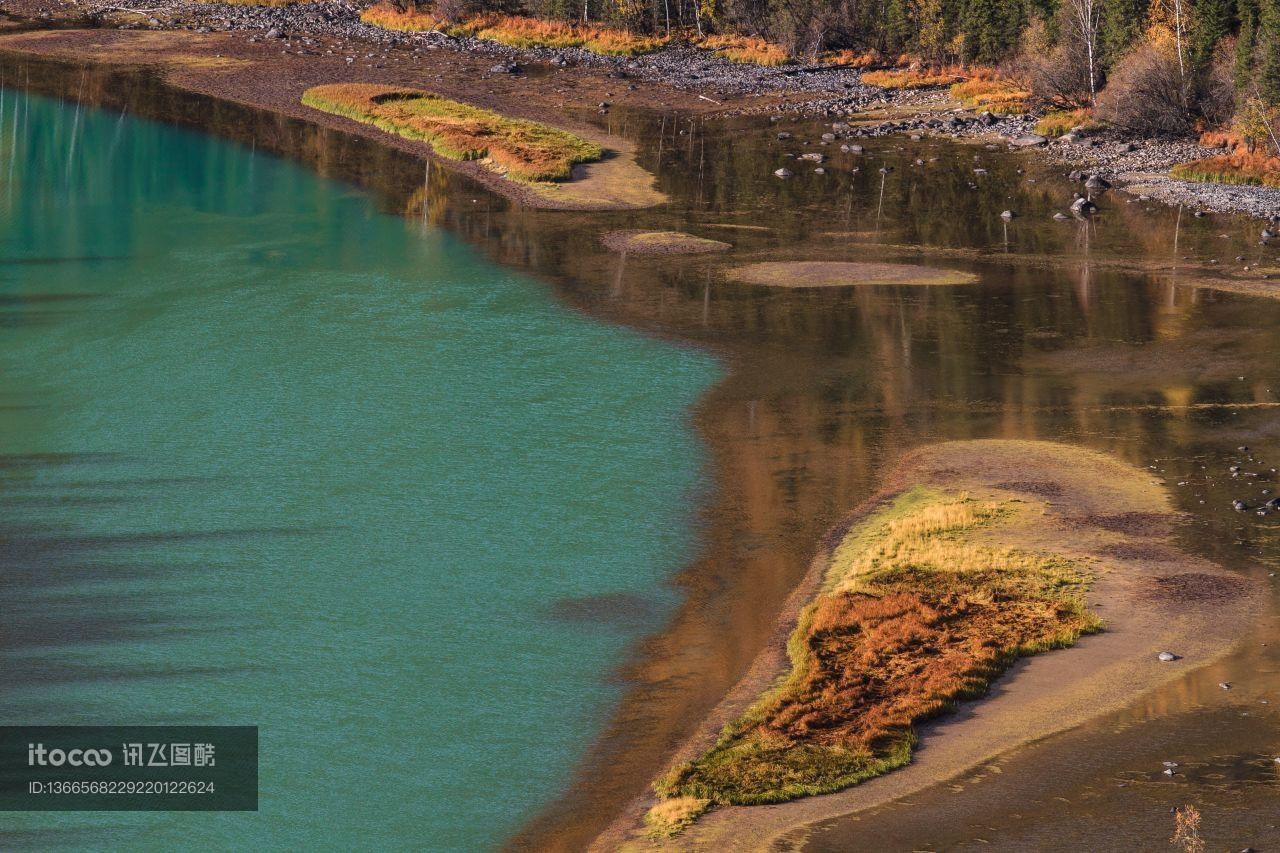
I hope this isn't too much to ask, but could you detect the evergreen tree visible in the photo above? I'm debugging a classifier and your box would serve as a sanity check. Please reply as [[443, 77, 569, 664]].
[[1237, 0, 1257, 90], [1259, 0, 1280, 102], [1100, 0, 1148, 69], [1188, 0, 1231, 66]]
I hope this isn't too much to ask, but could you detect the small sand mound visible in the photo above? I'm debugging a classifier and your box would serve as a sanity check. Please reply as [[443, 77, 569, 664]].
[[728, 261, 977, 288], [601, 230, 732, 255]]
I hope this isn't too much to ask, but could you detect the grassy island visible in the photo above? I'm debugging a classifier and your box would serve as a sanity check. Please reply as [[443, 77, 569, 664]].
[[655, 485, 1098, 807], [301, 83, 603, 183]]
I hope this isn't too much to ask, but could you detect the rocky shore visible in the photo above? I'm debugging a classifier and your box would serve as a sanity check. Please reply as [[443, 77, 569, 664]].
[[7, 0, 1280, 221]]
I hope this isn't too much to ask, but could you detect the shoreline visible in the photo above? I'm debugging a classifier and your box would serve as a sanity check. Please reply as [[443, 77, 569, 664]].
[[4, 4, 1279, 220], [3, 33, 1278, 853], [600, 440, 1264, 850]]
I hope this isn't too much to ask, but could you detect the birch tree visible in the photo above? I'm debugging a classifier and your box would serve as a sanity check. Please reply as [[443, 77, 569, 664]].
[[1069, 0, 1103, 101]]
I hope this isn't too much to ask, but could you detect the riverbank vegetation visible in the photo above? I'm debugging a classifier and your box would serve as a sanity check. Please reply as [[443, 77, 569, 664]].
[[363, 0, 1280, 187], [360, 6, 669, 54], [300, 83, 602, 181], [653, 487, 1099, 806]]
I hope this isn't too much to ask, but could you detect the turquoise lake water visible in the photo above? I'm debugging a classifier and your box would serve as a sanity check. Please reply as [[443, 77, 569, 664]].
[[0, 87, 718, 850]]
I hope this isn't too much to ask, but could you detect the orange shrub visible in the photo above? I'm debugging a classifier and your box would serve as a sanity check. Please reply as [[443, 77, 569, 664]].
[[950, 76, 1031, 113], [862, 65, 967, 88], [696, 33, 789, 66], [1171, 149, 1280, 188], [360, 4, 446, 32], [359, 7, 667, 55]]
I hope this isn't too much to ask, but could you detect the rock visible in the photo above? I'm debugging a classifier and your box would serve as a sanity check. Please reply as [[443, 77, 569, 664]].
[[1157, 651, 1179, 661], [1263, 228, 1276, 240], [1001, 210, 1017, 220], [1220, 681, 1232, 690], [821, 132, 835, 141], [799, 152, 825, 163], [1009, 134, 1047, 148], [773, 168, 793, 178], [1162, 761, 1179, 767], [842, 144, 864, 154], [1233, 499, 1248, 511], [979, 111, 996, 126], [490, 62, 520, 74], [1068, 170, 1085, 182], [1053, 212, 1071, 221], [1070, 197, 1098, 215], [266, 27, 283, 39], [1085, 175, 1112, 190], [878, 166, 894, 174]]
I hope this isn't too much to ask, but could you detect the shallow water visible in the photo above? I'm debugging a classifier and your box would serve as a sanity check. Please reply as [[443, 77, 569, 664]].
[[6, 54, 1280, 853], [0, 87, 719, 850]]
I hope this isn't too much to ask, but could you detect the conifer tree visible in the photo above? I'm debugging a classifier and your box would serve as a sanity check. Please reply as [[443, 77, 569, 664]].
[[1259, 0, 1280, 102]]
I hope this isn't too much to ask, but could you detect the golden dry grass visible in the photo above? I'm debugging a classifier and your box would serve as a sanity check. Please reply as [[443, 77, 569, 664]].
[[643, 796, 710, 838], [358, 6, 667, 55], [819, 48, 885, 68], [301, 83, 602, 182], [1034, 108, 1094, 137], [1171, 148, 1280, 188], [655, 487, 1099, 806], [861, 67, 966, 89], [696, 33, 789, 66], [949, 77, 1031, 114]]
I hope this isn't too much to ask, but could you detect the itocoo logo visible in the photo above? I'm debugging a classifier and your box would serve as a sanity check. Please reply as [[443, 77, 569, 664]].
[[27, 743, 113, 767]]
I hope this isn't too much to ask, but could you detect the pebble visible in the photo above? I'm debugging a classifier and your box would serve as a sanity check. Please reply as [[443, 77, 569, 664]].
[[1157, 651, 1179, 662]]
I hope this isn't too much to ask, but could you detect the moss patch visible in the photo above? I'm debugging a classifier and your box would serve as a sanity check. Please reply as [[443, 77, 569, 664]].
[[301, 83, 602, 183], [602, 230, 732, 255], [729, 261, 976, 288]]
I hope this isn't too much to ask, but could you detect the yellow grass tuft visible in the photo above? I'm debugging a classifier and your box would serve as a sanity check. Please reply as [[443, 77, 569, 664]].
[[643, 796, 710, 838], [1035, 108, 1095, 137], [950, 76, 1031, 114], [358, 7, 667, 55], [358, 3, 447, 32], [819, 47, 886, 68], [1171, 148, 1280, 188], [655, 486, 1099, 806], [696, 33, 789, 66], [300, 83, 602, 183], [862, 66, 966, 88]]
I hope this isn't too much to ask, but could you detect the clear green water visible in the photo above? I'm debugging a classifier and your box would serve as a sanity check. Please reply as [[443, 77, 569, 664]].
[[0, 88, 718, 850]]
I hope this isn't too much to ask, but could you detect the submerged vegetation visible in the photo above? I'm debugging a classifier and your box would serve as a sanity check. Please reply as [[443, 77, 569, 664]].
[[655, 487, 1099, 806], [300, 83, 602, 182], [729, 261, 977, 288], [601, 230, 732, 254]]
